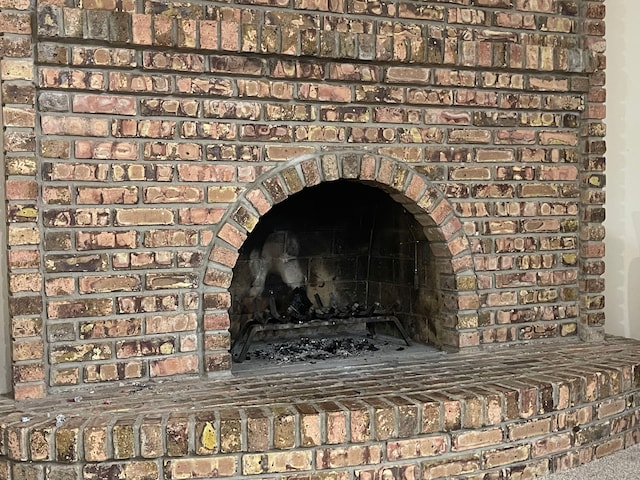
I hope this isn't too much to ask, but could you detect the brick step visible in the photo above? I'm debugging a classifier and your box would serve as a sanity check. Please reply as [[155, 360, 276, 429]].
[[1, 336, 640, 480]]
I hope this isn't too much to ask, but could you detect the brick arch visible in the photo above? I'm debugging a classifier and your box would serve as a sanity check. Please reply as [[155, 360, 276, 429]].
[[201, 151, 481, 371]]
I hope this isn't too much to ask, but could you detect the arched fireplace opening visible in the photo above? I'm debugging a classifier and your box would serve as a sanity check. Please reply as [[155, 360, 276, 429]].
[[228, 180, 440, 365]]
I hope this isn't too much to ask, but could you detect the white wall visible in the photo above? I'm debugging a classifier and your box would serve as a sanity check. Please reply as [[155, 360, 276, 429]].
[[605, 0, 640, 338]]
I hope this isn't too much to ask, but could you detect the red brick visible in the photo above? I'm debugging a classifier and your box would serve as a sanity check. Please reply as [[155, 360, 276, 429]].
[[167, 457, 237, 478], [149, 354, 198, 377], [72, 94, 136, 115]]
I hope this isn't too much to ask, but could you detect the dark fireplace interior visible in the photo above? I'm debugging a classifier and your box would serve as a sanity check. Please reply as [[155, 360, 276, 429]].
[[229, 180, 439, 364]]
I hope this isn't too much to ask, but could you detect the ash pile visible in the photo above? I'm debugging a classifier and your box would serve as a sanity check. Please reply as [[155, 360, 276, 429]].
[[245, 335, 407, 364]]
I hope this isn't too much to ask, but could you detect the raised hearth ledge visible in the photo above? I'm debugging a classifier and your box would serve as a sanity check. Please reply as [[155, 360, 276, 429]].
[[1, 336, 639, 480]]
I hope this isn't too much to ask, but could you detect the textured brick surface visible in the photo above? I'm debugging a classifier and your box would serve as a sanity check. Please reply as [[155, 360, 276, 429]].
[[0, 337, 637, 479], [1, 0, 606, 397]]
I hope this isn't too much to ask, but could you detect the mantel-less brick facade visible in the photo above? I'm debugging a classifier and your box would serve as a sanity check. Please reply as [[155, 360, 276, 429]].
[[1, 0, 606, 399]]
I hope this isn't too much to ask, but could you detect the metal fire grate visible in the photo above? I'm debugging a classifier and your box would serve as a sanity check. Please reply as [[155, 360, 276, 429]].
[[231, 315, 411, 363]]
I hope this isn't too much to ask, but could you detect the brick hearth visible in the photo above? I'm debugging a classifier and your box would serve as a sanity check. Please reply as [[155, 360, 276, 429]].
[[2, 337, 639, 479]]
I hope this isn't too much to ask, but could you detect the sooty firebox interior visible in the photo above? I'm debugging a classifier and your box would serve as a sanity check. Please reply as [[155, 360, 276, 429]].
[[229, 180, 439, 363]]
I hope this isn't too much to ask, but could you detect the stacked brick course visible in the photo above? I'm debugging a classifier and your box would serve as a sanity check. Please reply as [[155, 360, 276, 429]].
[[1, 338, 639, 480], [1, 0, 606, 399]]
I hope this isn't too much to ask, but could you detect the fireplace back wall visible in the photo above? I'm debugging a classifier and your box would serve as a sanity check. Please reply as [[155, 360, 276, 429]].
[[4, 0, 607, 398]]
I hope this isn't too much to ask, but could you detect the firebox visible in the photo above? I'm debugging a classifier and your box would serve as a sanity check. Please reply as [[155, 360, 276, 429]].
[[228, 180, 437, 363]]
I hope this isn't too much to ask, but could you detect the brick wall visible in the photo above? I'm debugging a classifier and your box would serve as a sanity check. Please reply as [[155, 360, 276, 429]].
[[1, 0, 606, 399]]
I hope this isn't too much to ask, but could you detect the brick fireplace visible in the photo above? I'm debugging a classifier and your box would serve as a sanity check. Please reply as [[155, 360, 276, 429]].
[[1, 0, 626, 478], [6, 0, 608, 397]]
